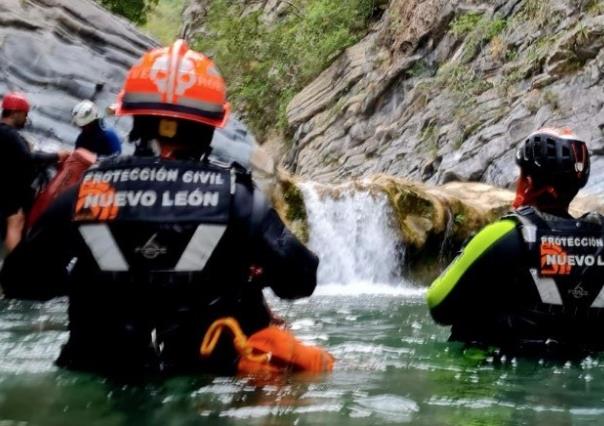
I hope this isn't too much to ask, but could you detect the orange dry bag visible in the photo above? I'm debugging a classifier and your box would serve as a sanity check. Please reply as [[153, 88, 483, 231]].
[[28, 148, 97, 229], [200, 317, 334, 376]]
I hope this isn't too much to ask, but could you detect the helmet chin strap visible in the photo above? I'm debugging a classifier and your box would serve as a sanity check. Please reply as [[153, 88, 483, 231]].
[[150, 139, 163, 157], [513, 173, 574, 216], [156, 139, 211, 161]]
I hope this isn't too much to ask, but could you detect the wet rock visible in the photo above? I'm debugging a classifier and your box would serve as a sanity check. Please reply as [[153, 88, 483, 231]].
[[0, 0, 156, 148], [278, 0, 604, 197], [1, 0, 263, 186]]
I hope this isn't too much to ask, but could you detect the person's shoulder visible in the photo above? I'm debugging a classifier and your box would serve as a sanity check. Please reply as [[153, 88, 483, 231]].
[[103, 126, 120, 138], [0, 124, 28, 155], [579, 212, 604, 225], [205, 157, 254, 189], [464, 218, 519, 252], [0, 123, 22, 142]]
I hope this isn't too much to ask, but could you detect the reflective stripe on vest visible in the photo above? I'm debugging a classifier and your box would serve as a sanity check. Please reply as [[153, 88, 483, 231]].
[[529, 268, 563, 305], [80, 223, 227, 272], [80, 224, 129, 271], [515, 214, 537, 245], [590, 286, 604, 308], [174, 224, 226, 271]]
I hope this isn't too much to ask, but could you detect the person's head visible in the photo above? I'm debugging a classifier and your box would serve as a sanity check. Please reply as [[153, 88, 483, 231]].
[[114, 39, 230, 160], [1, 92, 30, 129], [514, 127, 590, 214], [72, 100, 100, 129]]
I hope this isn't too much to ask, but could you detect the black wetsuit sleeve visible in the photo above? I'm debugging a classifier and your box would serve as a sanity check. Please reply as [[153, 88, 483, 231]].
[[427, 219, 526, 325], [31, 151, 60, 165], [0, 128, 58, 215], [245, 188, 319, 300], [74, 132, 84, 150], [0, 188, 77, 300], [1, 132, 33, 215]]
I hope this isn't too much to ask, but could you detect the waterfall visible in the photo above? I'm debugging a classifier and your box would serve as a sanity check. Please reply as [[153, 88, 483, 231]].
[[299, 182, 420, 296]]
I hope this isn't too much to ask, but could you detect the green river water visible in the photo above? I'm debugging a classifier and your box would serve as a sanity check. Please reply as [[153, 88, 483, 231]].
[[0, 285, 603, 426]]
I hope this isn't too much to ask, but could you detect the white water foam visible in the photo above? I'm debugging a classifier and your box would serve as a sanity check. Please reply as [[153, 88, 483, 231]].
[[314, 282, 425, 297], [300, 182, 418, 296]]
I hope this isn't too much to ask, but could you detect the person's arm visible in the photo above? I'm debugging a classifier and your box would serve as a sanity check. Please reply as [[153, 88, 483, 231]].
[[3, 133, 35, 221], [246, 189, 318, 300], [31, 151, 59, 165], [4, 210, 25, 253], [426, 219, 523, 325], [0, 188, 77, 300]]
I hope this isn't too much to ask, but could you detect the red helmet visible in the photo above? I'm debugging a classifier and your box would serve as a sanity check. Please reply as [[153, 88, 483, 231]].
[[2, 92, 30, 113], [114, 39, 230, 128]]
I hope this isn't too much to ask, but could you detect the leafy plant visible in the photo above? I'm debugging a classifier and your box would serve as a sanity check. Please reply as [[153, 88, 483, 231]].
[[141, 0, 185, 44], [193, 0, 376, 139], [97, 0, 159, 24], [451, 12, 483, 37], [460, 15, 507, 63]]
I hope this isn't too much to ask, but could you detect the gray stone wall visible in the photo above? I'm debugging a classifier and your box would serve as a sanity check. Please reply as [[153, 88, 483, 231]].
[[0, 0, 157, 149]]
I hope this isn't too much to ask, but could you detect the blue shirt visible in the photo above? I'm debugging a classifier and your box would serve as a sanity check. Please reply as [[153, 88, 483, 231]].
[[75, 120, 122, 156]]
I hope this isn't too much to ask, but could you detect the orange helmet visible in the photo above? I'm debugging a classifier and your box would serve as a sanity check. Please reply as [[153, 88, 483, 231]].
[[114, 40, 230, 128]]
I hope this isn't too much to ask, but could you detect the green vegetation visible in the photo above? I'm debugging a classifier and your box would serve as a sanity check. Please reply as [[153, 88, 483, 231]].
[[98, 0, 159, 24], [420, 123, 439, 156], [193, 0, 377, 138], [436, 64, 492, 97], [451, 12, 507, 63], [408, 59, 433, 78], [279, 178, 309, 242], [450, 12, 482, 37], [585, 0, 604, 15], [141, 0, 185, 44], [519, 0, 562, 26], [543, 90, 559, 110]]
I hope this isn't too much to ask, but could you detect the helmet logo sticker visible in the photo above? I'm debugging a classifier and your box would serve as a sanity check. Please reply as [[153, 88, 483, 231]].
[[150, 54, 197, 101], [175, 57, 196, 96], [150, 55, 170, 94]]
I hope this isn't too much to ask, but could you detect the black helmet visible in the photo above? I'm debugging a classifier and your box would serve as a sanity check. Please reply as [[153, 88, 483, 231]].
[[516, 127, 590, 189]]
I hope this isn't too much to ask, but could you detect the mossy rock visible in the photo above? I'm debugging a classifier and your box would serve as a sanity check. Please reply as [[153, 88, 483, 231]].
[[363, 175, 448, 249], [271, 170, 310, 243]]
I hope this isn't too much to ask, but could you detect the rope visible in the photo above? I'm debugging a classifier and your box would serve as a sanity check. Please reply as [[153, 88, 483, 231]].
[[200, 317, 271, 363]]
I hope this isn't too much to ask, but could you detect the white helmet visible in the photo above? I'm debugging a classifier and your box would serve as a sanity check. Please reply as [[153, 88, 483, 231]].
[[72, 100, 99, 127]]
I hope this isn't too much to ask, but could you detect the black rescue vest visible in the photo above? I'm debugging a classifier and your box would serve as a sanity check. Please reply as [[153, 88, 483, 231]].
[[509, 207, 604, 314], [73, 157, 235, 275]]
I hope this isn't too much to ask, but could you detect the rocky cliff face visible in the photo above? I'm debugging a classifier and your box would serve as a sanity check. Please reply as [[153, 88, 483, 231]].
[[285, 0, 604, 195], [181, 0, 290, 41], [183, 0, 604, 196], [0, 0, 156, 148]]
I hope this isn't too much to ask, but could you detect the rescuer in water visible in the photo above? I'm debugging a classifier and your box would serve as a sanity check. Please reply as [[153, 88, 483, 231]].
[[427, 127, 604, 355], [0, 92, 69, 252], [0, 40, 324, 379], [72, 100, 122, 156]]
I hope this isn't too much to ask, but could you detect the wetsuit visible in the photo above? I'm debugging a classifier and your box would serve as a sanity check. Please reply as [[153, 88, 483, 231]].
[[427, 206, 604, 353], [0, 123, 59, 239], [0, 156, 318, 378], [75, 120, 121, 156]]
